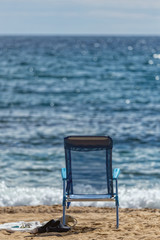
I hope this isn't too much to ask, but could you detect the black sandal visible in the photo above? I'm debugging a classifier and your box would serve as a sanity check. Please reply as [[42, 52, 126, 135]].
[[37, 219, 60, 233], [46, 222, 71, 232]]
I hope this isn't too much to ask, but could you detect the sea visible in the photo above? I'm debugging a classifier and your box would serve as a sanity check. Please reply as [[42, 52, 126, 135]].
[[0, 35, 160, 209]]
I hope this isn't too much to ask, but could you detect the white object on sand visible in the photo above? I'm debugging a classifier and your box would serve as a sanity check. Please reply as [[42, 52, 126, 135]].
[[0, 221, 42, 233]]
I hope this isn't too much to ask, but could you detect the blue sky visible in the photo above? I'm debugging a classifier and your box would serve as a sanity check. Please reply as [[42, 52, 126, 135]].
[[0, 0, 160, 35]]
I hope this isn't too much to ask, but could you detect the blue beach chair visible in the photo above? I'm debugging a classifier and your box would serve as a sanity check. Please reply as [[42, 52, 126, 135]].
[[61, 136, 120, 228]]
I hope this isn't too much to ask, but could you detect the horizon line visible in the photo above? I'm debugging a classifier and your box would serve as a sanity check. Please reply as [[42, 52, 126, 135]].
[[0, 33, 160, 37]]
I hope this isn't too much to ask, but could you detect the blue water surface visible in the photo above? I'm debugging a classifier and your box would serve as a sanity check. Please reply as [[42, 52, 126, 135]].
[[0, 36, 160, 208]]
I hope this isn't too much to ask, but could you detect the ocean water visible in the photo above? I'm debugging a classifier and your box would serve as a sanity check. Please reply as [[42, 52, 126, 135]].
[[0, 36, 160, 208]]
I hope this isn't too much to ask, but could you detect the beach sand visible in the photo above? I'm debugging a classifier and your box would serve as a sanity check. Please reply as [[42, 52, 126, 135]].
[[0, 205, 159, 240]]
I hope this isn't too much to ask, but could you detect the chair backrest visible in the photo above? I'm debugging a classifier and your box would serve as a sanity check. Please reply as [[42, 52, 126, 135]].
[[64, 136, 113, 195]]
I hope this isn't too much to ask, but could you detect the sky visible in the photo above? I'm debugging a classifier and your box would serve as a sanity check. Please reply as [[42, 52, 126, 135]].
[[0, 0, 160, 35]]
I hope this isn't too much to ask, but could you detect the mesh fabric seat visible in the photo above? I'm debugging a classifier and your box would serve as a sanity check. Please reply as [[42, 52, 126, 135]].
[[61, 136, 120, 228]]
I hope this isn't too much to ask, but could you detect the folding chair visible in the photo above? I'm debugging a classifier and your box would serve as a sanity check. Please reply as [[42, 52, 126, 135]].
[[61, 136, 120, 228]]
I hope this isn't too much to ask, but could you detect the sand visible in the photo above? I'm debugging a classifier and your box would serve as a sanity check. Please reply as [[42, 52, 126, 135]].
[[0, 205, 159, 240]]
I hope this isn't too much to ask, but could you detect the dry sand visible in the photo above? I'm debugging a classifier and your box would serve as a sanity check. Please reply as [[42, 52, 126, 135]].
[[0, 205, 159, 240]]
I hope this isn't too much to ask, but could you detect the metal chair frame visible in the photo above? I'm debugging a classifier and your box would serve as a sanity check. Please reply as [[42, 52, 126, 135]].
[[61, 136, 120, 228]]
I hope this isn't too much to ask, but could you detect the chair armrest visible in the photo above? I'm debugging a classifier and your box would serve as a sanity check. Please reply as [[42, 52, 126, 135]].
[[61, 168, 67, 180], [113, 168, 120, 179]]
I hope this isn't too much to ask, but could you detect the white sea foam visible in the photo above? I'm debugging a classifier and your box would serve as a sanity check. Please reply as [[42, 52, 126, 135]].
[[0, 181, 62, 207], [0, 181, 160, 209], [119, 186, 160, 209]]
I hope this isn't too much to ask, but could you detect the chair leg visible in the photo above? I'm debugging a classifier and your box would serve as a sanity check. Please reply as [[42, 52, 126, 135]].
[[115, 178, 119, 228], [116, 197, 119, 229], [63, 200, 66, 225], [62, 179, 66, 225]]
